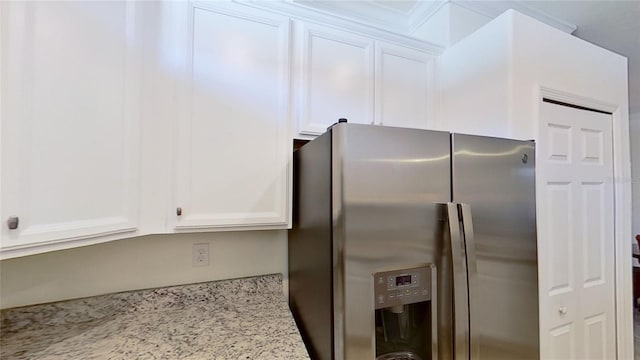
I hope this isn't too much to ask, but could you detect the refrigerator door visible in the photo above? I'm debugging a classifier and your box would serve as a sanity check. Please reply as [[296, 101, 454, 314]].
[[452, 134, 538, 359], [332, 124, 451, 360], [289, 131, 335, 360]]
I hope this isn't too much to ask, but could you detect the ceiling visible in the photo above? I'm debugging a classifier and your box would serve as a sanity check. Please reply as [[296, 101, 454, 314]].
[[293, 0, 640, 114]]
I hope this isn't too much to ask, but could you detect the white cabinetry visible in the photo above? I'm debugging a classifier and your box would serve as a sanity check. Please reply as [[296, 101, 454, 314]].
[[296, 22, 374, 136], [294, 21, 438, 138], [0, 1, 443, 258], [374, 41, 436, 129], [172, 2, 291, 231], [1, 1, 141, 258]]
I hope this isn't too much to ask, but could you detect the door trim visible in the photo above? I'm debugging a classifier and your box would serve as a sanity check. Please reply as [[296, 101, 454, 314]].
[[538, 86, 633, 359]]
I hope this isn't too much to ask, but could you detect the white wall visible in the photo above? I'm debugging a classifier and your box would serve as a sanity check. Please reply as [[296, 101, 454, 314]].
[[448, 3, 492, 46], [631, 112, 640, 238], [438, 10, 632, 357], [411, 3, 450, 47], [440, 10, 629, 140], [438, 13, 512, 136], [0, 230, 287, 309], [510, 10, 629, 140], [411, 2, 491, 48]]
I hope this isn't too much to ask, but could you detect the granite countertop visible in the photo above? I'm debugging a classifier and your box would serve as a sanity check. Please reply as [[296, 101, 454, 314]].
[[0, 274, 310, 360]]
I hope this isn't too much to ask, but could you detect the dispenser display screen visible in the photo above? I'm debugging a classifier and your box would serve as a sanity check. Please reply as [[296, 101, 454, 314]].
[[395, 275, 412, 286]]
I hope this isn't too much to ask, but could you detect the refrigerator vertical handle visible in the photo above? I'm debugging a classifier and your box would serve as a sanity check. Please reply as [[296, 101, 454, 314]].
[[447, 202, 469, 360], [460, 203, 480, 360]]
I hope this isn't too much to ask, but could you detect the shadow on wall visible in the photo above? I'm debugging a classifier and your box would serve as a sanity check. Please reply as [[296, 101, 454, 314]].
[[0, 230, 288, 310], [631, 113, 640, 238]]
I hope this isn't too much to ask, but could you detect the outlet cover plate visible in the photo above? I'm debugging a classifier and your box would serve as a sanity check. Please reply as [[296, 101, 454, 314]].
[[192, 243, 209, 267]]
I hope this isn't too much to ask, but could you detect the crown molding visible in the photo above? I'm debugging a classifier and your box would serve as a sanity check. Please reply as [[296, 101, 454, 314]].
[[274, 0, 448, 36], [237, 0, 445, 55], [452, 0, 577, 34], [289, 0, 407, 32], [237, 0, 577, 52], [406, 0, 448, 34]]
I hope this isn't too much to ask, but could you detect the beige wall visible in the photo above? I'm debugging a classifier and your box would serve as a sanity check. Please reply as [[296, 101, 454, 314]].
[[0, 230, 287, 309]]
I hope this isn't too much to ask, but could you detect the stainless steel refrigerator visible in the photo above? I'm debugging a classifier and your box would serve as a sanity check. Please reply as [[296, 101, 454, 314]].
[[289, 123, 539, 360]]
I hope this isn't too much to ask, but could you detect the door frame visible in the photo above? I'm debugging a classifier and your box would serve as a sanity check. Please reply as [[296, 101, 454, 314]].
[[537, 87, 633, 359]]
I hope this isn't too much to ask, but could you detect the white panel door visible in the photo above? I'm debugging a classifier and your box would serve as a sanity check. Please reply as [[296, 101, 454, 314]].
[[538, 101, 615, 359], [1, 1, 140, 255], [173, 3, 290, 230], [374, 41, 435, 129], [297, 22, 374, 136]]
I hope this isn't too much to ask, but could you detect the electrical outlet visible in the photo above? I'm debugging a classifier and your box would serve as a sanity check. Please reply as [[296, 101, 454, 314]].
[[192, 243, 209, 267]]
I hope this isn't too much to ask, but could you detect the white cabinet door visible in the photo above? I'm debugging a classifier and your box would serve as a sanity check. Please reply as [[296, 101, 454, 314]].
[[173, 3, 290, 231], [1, 1, 141, 257], [296, 22, 374, 136], [538, 101, 615, 359], [374, 41, 436, 130]]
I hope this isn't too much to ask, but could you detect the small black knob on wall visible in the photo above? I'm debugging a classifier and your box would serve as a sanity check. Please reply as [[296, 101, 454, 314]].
[[327, 118, 349, 131], [7, 216, 19, 230]]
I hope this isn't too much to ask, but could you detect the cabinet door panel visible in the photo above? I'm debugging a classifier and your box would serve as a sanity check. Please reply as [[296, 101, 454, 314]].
[[298, 23, 374, 135], [375, 41, 435, 129], [1, 1, 140, 254], [174, 3, 290, 230]]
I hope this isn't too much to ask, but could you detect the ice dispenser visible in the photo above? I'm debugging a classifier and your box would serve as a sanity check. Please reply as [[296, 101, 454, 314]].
[[374, 265, 437, 360]]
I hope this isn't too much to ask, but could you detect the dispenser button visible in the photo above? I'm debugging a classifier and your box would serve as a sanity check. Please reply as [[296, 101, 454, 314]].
[[378, 295, 385, 304], [378, 276, 385, 284], [389, 293, 395, 299], [422, 289, 428, 296]]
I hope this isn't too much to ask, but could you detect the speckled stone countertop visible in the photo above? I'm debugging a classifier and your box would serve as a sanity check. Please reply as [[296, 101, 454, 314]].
[[0, 274, 310, 359]]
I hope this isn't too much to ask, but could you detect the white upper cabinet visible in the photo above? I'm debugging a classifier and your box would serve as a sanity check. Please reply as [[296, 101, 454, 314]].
[[293, 22, 439, 138], [374, 41, 436, 130], [172, 2, 291, 231], [0, 1, 442, 258], [296, 22, 375, 136], [1, 1, 141, 258]]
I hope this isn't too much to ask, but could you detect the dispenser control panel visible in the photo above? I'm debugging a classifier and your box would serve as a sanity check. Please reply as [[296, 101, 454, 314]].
[[373, 265, 433, 309]]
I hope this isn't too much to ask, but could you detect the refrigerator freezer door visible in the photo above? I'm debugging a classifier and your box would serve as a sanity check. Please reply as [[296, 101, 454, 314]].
[[289, 131, 335, 360], [452, 134, 539, 359], [332, 124, 451, 360]]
